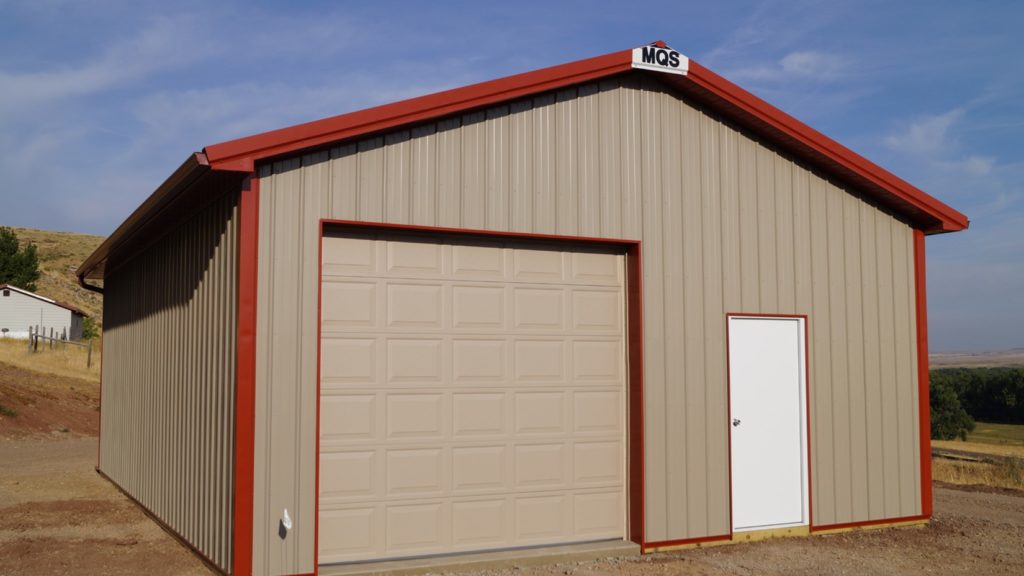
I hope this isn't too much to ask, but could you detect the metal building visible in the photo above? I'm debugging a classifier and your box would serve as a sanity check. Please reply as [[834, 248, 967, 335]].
[[0, 284, 87, 340], [77, 43, 968, 576]]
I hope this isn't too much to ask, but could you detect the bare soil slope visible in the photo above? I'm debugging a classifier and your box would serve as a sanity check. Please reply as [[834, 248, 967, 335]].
[[0, 361, 98, 439]]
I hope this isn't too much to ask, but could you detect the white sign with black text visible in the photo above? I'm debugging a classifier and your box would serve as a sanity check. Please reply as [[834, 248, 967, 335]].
[[631, 45, 688, 76]]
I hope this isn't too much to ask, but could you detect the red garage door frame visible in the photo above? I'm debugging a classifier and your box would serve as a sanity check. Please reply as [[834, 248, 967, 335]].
[[313, 219, 645, 570]]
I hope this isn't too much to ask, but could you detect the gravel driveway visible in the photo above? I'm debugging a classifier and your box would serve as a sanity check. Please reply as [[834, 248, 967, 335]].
[[1, 438, 1021, 576]]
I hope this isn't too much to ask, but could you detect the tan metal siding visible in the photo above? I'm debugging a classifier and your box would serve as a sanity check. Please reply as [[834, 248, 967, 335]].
[[253, 75, 921, 573], [100, 191, 238, 573]]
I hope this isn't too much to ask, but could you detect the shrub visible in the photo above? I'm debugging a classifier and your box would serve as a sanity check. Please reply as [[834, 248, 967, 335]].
[[930, 376, 975, 440], [81, 316, 100, 340]]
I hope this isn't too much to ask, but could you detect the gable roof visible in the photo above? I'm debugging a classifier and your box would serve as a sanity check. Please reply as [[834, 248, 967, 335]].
[[0, 284, 88, 317], [78, 42, 967, 280]]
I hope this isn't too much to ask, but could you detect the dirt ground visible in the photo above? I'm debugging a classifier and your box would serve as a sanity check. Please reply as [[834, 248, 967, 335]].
[[1, 436, 1022, 575], [487, 484, 1024, 576], [0, 361, 99, 440], [0, 437, 213, 576]]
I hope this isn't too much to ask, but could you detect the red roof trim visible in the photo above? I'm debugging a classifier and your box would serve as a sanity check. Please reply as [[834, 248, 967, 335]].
[[201, 43, 966, 233], [204, 49, 634, 172], [681, 61, 968, 232]]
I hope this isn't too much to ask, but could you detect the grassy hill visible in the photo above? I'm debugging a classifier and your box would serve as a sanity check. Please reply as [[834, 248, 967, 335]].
[[9, 227, 104, 321]]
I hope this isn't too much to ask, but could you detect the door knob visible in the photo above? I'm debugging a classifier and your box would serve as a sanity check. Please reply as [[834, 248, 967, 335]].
[[732, 418, 741, 427]]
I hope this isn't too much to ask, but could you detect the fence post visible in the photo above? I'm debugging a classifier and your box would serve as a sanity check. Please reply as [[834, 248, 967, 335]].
[[27, 326, 33, 352], [49, 327, 53, 350], [87, 340, 93, 369]]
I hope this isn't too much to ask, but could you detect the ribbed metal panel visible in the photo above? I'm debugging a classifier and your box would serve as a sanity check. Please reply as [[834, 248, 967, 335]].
[[100, 191, 238, 573], [253, 74, 920, 573]]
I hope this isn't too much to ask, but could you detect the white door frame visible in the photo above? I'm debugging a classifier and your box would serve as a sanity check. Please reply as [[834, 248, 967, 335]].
[[726, 314, 810, 533]]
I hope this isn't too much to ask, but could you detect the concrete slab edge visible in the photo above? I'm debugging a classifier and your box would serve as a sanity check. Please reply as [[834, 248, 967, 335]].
[[318, 540, 640, 576]]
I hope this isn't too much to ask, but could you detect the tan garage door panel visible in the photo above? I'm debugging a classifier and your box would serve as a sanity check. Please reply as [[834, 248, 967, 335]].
[[319, 233, 626, 564]]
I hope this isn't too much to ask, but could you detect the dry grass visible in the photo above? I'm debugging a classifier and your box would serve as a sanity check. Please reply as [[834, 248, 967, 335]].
[[933, 439, 1024, 459], [0, 337, 100, 383], [10, 226, 104, 320], [933, 458, 1024, 491]]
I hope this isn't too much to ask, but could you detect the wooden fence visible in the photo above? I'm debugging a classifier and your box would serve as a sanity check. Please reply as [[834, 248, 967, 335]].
[[27, 325, 94, 368]]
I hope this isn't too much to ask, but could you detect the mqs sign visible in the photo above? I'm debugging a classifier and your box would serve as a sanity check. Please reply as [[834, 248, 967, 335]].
[[631, 45, 688, 76]]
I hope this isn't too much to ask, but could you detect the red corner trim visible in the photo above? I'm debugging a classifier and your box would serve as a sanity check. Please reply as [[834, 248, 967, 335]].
[[234, 176, 259, 576], [97, 330, 104, 468], [913, 230, 932, 518], [204, 49, 634, 171], [683, 61, 968, 233]]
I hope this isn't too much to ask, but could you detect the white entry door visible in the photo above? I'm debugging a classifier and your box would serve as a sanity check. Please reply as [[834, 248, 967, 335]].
[[728, 316, 808, 532]]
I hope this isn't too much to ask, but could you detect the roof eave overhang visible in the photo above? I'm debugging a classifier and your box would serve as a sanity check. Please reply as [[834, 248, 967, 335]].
[[201, 43, 966, 235], [676, 61, 968, 235], [77, 153, 251, 281], [81, 43, 966, 281], [203, 48, 635, 173], [77, 153, 210, 280]]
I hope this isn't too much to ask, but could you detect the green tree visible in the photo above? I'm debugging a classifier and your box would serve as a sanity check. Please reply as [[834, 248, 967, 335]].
[[0, 227, 40, 291], [930, 374, 976, 440], [81, 316, 100, 340]]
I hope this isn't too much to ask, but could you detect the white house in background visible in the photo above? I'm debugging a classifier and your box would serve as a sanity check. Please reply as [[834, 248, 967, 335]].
[[0, 284, 87, 341]]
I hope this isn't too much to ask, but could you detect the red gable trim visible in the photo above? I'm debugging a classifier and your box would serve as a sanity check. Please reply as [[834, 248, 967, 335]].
[[204, 49, 634, 172], [197, 43, 965, 234], [676, 61, 968, 232]]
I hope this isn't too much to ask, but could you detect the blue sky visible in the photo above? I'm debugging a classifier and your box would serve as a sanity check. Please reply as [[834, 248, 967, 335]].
[[0, 0, 1020, 352]]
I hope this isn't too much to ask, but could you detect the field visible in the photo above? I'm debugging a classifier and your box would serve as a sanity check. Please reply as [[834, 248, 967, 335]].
[[930, 348, 1024, 368], [933, 422, 1024, 458], [931, 422, 1024, 491], [8, 226, 105, 321], [964, 421, 1024, 445], [0, 337, 100, 385]]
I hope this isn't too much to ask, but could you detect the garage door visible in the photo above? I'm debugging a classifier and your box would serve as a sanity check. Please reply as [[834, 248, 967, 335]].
[[318, 231, 627, 564]]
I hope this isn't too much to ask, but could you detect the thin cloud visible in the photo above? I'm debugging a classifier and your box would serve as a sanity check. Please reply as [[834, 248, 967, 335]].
[[941, 156, 995, 177], [726, 50, 853, 82], [883, 108, 1002, 181], [884, 109, 964, 157], [0, 15, 206, 113]]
